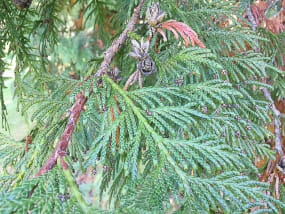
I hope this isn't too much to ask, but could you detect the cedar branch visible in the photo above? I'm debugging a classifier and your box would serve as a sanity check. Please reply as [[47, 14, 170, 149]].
[[35, 92, 88, 177], [262, 87, 283, 156], [246, 3, 283, 157], [35, 0, 146, 177]]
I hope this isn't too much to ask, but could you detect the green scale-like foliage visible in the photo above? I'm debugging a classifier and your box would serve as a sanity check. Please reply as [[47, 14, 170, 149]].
[[0, 167, 95, 214], [0, 0, 285, 213]]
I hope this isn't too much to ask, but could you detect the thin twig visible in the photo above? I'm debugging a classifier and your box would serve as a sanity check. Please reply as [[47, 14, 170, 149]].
[[35, 0, 146, 177], [24, 135, 32, 152], [246, 4, 257, 31], [96, 0, 146, 76], [60, 158, 90, 214], [265, 0, 280, 16], [246, 3, 283, 157], [124, 70, 139, 90], [262, 87, 283, 156]]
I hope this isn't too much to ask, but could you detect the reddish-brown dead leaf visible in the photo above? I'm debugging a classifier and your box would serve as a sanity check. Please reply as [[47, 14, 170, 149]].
[[25, 135, 32, 152], [162, 25, 179, 39], [160, 19, 206, 48], [157, 28, 168, 42]]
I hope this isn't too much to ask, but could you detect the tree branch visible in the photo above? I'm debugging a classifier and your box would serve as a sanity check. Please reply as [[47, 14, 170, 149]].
[[59, 158, 90, 214], [246, 3, 283, 157], [95, 0, 145, 76], [35, 0, 146, 177], [265, 0, 280, 16], [246, 4, 257, 31], [262, 87, 283, 156], [35, 92, 88, 177]]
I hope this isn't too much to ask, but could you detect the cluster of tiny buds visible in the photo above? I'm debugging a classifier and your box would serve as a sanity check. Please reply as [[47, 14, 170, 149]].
[[235, 131, 240, 138], [214, 108, 219, 113], [146, 109, 152, 115], [235, 115, 241, 120], [174, 78, 184, 84], [246, 125, 251, 130], [221, 130, 249, 139], [259, 77, 265, 81], [92, 168, 97, 175], [102, 104, 107, 111], [221, 103, 238, 108], [103, 165, 108, 171], [201, 106, 207, 113], [59, 194, 67, 202], [221, 69, 227, 75]]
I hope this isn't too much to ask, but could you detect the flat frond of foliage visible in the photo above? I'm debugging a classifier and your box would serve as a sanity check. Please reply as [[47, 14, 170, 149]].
[[0, 0, 284, 213]]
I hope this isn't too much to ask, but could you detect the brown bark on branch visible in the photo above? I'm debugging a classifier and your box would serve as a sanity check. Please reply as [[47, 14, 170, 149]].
[[246, 3, 283, 157], [95, 0, 145, 76], [35, 92, 88, 177], [35, 0, 146, 177], [262, 87, 283, 156], [24, 135, 32, 152]]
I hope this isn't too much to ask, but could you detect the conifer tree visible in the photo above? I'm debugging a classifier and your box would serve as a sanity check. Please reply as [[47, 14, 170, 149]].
[[0, 0, 285, 213]]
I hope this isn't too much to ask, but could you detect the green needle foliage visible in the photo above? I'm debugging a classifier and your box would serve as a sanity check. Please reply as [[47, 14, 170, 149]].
[[0, 0, 285, 213]]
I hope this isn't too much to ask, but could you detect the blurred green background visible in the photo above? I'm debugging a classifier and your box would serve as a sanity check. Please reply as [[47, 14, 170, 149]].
[[1, 66, 30, 141]]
